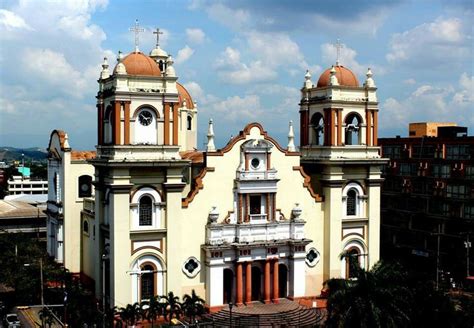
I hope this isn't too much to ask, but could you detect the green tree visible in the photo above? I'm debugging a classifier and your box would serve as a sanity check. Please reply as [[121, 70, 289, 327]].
[[161, 291, 182, 325], [142, 296, 163, 327], [118, 302, 142, 327], [182, 289, 205, 324], [325, 261, 412, 328]]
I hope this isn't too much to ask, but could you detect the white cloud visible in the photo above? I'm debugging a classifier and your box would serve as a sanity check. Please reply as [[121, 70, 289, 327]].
[[404, 78, 416, 85], [320, 42, 383, 77], [183, 81, 218, 106], [386, 17, 469, 68], [186, 28, 206, 44], [0, 9, 32, 31], [175, 45, 195, 64], [210, 94, 263, 121], [215, 32, 319, 84], [380, 72, 474, 134], [206, 2, 251, 30]]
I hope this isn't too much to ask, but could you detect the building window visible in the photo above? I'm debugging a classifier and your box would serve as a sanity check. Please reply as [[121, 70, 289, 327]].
[[251, 158, 260, 169], [250, 195, 261, 214], [346, 248, 361, 278], [83, 220, 89, 234], [182, 257, 201, 278], [345, 114, 361, 145], [305, 248, 320, 267], [446, 184, 469, 199], [139, 196, 153, 226], [78, 175, 92, 198], [446, 144, 470, 160], [382, 145, 401, 159], [465, 166, 474, 180], [187, 116, 192, 130], [140, 264, 155, 300], [346, 190, 357, 216], [310, 113, 324, 146], [432, 164, 450, 178], [412, 145, 435, 159], [464, 205, 474, 219]]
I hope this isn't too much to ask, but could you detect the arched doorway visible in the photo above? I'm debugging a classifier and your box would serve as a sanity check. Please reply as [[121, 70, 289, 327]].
[[251, 266, 262, 301], [140, 264, 155, 300], [223, 268, 233, 304], [278, 264, 288, 298], [346, 247, 361, 278]]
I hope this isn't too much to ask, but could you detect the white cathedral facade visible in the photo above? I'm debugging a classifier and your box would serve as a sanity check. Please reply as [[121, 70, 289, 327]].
[[46, 36, 385, 309]]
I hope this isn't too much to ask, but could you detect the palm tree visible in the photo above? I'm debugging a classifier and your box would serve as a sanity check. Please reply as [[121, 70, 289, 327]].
[[161, 291, 182, 325], [142, 296, 163, 327], [182, 289, 205, 324], [118, 302, 142, 327], [325, 261, 412, 328]]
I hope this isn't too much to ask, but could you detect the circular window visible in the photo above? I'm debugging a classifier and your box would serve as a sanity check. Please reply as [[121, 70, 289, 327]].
[[182, 257, 201, 278], [251, 158, 260, 169], [305, 247, 320, 267]]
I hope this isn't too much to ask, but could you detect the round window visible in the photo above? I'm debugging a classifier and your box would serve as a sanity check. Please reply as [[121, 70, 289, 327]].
[[251, 158, 260, 169]]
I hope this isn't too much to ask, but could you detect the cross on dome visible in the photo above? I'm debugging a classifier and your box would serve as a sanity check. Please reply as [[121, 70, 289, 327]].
[[335, 38, 344, 66], [153, 28, 163, 47], [129, 19, 145, 52]]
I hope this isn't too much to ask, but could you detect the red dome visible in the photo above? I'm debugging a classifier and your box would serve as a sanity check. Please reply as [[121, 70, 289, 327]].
[[317, 65, 359, 87], [114, 52, 161, 76], [177, 83, 194, 109]]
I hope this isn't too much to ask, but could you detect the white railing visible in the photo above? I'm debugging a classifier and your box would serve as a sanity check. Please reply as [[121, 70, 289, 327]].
[[301, 145, 381, 160], [96, 145, 181, 161], [249, 214, 267, 223], [236, 170, 278, 181], [206, 219, 305, 246]]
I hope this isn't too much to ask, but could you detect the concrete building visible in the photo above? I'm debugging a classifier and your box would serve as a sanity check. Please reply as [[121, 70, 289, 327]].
[[7, 176, 48, 195], [0, 199, 46, 241], [47, 33, 385, 309], [379, 124, 474, 281]]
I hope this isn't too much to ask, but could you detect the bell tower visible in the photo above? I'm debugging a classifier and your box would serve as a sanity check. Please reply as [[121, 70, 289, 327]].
[[299, 57, 387, 280]]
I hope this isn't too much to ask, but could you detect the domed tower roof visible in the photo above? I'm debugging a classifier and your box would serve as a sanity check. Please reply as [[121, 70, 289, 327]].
[[113, 52, 161, 76], [177, 83, 194, 109], [317, 65, 359, 87]]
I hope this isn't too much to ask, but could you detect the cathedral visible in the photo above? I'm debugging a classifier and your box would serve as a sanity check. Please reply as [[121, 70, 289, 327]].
[[46, 30, 385, 309]]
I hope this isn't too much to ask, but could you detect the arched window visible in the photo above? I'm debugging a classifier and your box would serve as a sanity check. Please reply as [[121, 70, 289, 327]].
[[345, 113, 361, 145], [140, 264, 155, 300], [310, 113, 324, 146], [342, 182, 364, 217], [187, 115, 192, 131], [346, 248, 360, 278], [104, 106, 113, 144], [139, 196, 153, 226], [78, 175, 92, 198], [346, 189, 357, 216]]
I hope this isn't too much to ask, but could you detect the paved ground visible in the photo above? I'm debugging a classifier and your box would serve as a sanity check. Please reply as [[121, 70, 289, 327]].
[[201, 299, 326, 327]]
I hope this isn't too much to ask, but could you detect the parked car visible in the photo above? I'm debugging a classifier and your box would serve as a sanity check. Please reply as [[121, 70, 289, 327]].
[[4, 313, 21, 327]]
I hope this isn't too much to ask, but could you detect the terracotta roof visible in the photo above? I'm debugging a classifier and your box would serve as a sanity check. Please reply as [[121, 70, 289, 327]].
[[177, 83, 195, 109], [0, 200, 46, 219], [71, 151, 96, 160], [180, 150, 203, 163], [114, 52, 161, 76], [317, 65, 359, 87]]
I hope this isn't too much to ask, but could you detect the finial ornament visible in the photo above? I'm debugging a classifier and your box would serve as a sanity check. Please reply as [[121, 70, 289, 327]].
[[329, 65, 339, 86], [287, 120, 296, 152], [335, 38, 344, 66], [100, 57, 110, 79], [129, 19, 145, 52], [64, 133, 71, 149], [153, 28, 164, 48], [304, 70, 312, 89], [206, 119, 216, 152], [364, 67, 376, 88]]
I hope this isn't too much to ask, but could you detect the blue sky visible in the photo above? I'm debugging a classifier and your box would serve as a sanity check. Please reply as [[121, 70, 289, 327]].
[[0, 0, 472, 150]]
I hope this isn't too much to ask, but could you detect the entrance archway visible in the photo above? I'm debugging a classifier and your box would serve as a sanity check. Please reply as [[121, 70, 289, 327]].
[[278, 264, 288, 298], [223, 268, 233, 304], [251, 266, 262, 301]]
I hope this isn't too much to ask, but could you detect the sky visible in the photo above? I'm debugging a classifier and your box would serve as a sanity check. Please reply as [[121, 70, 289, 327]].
[[0, 0, 472, 150]]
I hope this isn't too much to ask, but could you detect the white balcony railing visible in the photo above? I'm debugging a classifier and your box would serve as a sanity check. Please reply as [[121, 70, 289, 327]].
[[206, 219, 305, 246], [249, 214, 267, 223], [301, 145, 381, 160], [236, 170, 278, 181]]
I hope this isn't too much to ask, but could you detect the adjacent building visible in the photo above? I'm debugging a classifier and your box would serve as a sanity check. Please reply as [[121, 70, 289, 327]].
[[379, 123, 474, 280], [46, 36, 385, 309]]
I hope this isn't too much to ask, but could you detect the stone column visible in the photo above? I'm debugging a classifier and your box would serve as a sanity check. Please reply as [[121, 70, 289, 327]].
[[164, 103, 170, 145], [123, 101, 131, 145], [172, 103, 179, 146], [113, 101, 121, 145], [236, 262, 243, 305], [273, 260, 279, 303], [264, 260, 271, 303], [245, 262, 252, 304]]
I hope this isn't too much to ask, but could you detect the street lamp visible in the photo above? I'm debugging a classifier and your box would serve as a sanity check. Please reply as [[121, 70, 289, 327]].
[[24, 258, 44, 327], [229, 302, 233, 327]]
